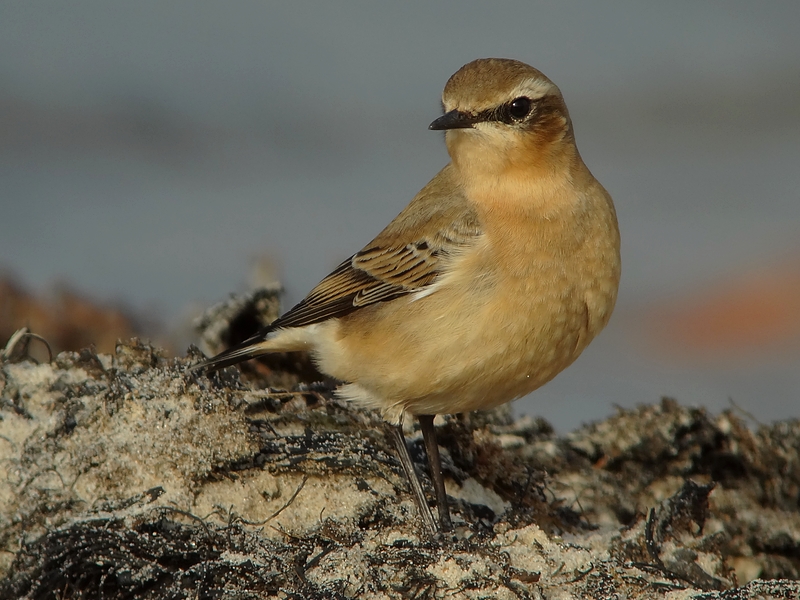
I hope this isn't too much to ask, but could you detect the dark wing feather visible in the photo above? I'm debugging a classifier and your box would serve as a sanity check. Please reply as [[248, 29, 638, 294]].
[[272, 240, 445, 329], [274, 175, 482, 330], [192, 239, 453, 374], [193, 164, 481, 374]]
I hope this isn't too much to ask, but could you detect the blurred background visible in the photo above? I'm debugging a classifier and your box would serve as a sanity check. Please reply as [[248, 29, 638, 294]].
[[1, 1, 798, 431]]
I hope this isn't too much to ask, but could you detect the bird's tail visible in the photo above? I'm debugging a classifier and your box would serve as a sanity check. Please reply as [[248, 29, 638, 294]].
[[191, 327, 274, 374]]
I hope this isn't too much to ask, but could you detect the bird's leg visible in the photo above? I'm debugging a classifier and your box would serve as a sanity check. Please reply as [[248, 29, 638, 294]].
[[418, 414, 453, 532], [387, 422, 438, 535]]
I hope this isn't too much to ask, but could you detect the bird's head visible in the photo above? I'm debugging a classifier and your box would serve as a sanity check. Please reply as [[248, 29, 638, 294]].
[[430, 59, 575, 178]]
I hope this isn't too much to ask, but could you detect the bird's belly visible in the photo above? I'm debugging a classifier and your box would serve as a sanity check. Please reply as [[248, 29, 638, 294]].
[[404, 285, 589, 415], [321, 264, 600, 422]]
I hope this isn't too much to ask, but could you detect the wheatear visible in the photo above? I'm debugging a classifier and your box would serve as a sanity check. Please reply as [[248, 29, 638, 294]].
[[195, 58, 621, 535]]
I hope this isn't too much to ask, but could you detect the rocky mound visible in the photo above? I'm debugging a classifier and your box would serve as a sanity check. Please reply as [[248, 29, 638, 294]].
[[1, 339, 798, 598]]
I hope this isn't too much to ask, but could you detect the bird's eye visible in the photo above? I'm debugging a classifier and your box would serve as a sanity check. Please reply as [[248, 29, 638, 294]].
[[508, 97, 532, 120]]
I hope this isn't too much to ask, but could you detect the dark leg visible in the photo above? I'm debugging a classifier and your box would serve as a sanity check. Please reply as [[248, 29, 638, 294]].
[[418, 414, 453, 532], [387, 423, 438, 535]]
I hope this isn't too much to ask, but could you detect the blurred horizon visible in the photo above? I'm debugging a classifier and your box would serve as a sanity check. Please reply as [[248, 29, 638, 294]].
[[1, 1, 798, 430]]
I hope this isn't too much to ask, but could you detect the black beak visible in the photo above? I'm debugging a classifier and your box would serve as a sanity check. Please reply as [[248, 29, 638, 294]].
[[429, 109, 479, 131]]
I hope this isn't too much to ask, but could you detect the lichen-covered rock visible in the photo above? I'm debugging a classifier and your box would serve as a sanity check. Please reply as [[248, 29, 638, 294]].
[[1, 340, 798, 598]]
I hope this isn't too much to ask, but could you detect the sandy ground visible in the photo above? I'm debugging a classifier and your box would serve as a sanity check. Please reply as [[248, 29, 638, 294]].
[[1, 329, 798, 598]]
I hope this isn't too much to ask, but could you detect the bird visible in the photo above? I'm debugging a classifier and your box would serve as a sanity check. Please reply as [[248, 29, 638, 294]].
[[193, 58, 621, 536]]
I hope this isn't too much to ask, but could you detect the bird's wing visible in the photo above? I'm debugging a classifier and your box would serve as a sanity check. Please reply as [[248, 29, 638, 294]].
[[273, 165, 481, 329], [192, 165, 480, 373]]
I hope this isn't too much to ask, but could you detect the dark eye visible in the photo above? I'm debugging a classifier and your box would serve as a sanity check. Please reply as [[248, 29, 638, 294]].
[[508, 97, 532, 120]]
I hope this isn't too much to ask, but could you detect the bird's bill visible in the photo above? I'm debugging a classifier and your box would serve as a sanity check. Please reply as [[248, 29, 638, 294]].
[[429, 109, 479, 131]]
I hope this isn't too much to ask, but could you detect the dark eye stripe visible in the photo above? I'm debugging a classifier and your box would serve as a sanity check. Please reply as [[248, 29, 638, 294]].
[[474, 97, 537, 125]]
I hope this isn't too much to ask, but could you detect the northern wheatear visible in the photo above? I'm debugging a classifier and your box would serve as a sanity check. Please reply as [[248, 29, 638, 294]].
[[195, 58, 621, 535]]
